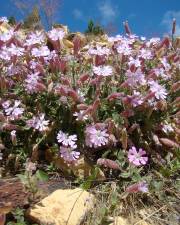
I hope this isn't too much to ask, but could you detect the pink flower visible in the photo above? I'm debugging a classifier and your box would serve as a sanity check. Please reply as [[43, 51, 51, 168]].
[[7, 43, 24, 56], [31, 46, 50, 57], [126, 181, 148, 193], [3, 100, 24, 120], [48, 28, 65, 41], [93, 65, 113, 77], [24, 72, 41, 94], [126, 68, 146, 87], [128, 57, 141, 68], [27, 113, 49, 132], [25, 159, 36, 173], [88, 45, 110, 56], [116, 41, 132, 55], [73, 110, 89, 121], [57, 130, 77, 149], [60, 146, 80, 164], [148, 80, 167, 100], [85, 125, 109, 148], [0, 46, 11, 60], [25, 31, 45, 46], [130, 91, 143, 107], [138, 48, 153, 60], [128, 146, 148, 166], [161, 57, 171, 71]]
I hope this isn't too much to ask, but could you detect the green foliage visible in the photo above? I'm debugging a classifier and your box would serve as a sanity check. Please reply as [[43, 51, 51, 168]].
[[80, 167, 100, 190], [85, 20, 104, 35], [8, 16, 16, 26], [17, 169, 49, 197], [7, 208, 37, 225], [23, 6, 42, 29], [36, 169, 49, 181]]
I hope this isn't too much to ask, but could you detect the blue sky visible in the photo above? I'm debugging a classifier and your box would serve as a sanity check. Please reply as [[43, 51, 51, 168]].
[[0, 0, 180, 37]]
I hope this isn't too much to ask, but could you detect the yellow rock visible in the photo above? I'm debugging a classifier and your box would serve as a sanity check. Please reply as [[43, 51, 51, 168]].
[[110, 216, 150, 225], [28, 188, 95, 225], [63, 39, 74, 48], [55, 156, 105, 180], [174, 37, 180, 48], [0, 23, 11, 33]]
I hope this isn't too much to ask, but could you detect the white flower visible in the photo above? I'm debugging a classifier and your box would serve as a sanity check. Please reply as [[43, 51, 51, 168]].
[[93, 65, 113, 77]]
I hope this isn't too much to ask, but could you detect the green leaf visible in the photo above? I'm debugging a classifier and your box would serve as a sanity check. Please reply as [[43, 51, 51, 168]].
[[110, 191, 118, 206], [36, 170, 49, 181], [152, 181, 163, 191], [80, 167, 99, 190], [120, 172, 131, 178], [16, 174, 28, 184]]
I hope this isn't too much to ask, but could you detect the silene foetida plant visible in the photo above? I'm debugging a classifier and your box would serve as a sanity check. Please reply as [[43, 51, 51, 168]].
[[0, 16, 179, 195]]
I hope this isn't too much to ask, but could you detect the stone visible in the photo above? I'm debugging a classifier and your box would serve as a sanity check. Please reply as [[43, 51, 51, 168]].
[[109, 216, 150, 225], [0, 178, 29, 214], [72, 157, 105, 180], [28, 188, 95, 225], [45, 148, 105, 180]]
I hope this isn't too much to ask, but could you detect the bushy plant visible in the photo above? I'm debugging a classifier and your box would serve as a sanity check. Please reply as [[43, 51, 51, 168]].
[[0, 17, 179, 194]]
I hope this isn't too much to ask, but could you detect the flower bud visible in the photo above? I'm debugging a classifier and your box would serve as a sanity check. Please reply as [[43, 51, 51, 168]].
[[172, 18, 176, 35], [123, 21, 131, 35], [10, 130, 17, 146]]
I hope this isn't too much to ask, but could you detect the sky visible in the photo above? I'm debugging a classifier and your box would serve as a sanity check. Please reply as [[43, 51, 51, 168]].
[[0, 0, 180, 37]]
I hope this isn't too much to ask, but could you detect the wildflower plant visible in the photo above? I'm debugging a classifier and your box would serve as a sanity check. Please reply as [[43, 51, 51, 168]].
[[0, 17, 179, 196]]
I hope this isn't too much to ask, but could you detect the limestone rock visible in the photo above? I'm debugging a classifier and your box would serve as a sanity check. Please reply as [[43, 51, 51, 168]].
[[45, 148, 105, 180], [28, 188, 95, 225], [110, 216, 150, 225]]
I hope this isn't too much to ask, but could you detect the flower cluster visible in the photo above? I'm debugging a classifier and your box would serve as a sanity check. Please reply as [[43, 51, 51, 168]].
[[2, 100, 24, 120], [0, 18, 179, 181], [57, 130, 80, 164]]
